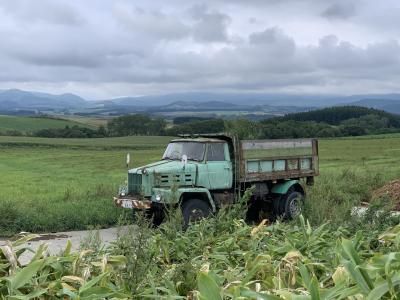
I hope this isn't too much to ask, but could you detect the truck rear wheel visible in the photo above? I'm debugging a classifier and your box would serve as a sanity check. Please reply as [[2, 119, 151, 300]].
[[282, 189, 304, 219], [182, 199, 211, 228]]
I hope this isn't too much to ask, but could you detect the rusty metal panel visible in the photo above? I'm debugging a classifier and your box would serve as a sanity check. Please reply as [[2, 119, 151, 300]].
[[247, 161, 259, 173], [274, 160, 286, 171], [300, 158, 311, 170], [243, 169, 315, 182], [240, 138, 319, 182], [287, 159, 299, 170], [242, 139, 314, 160], [242, 139, 313, 150], [260, 160, 273, 172]]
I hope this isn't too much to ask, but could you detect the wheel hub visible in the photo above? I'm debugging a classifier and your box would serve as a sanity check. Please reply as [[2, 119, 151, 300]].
[[189, 208, 204, 221], [289, 197, 301, 217]]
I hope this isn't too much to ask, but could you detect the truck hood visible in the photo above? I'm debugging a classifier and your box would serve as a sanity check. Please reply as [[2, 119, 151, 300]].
[[128, 160, 197, 175]]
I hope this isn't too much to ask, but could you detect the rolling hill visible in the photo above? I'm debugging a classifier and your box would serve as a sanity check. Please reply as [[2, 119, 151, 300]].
[[346, 99, 400, 114], [103, 92, 400, 109], [0, 89, 86, 111], [268, 106, 400, 126], [0, 89, 400, 116]]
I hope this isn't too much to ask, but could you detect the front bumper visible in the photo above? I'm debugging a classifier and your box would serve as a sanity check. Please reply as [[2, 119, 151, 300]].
[[113, 196, 152, 210]]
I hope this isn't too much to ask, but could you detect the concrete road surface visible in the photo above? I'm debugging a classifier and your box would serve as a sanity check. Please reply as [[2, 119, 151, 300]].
[[0, 226, 131, 265]]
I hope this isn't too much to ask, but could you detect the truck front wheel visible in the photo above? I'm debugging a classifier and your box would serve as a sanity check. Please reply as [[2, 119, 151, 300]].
[[182, 199, 211, 228]]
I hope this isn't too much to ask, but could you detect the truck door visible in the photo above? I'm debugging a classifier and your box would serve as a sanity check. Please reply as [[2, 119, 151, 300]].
[[206, 142, 233, 189]]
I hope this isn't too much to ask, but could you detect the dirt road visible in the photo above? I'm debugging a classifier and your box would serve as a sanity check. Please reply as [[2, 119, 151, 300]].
[[0, 226, 131, 265]]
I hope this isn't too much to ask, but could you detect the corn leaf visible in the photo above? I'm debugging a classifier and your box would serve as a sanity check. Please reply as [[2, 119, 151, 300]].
[[8, 259, 44, 292], [197, 271, 222, 300]]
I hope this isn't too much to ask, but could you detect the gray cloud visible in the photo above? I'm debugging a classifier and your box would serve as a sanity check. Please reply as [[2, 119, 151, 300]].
[[113, 4, 190, 40], [322, 2, 356, 20], [191, 4, 231, 42], [0, 0, 84, 25], [0, 0, 399, 98]]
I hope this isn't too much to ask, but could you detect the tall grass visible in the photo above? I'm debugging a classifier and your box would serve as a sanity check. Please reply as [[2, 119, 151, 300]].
[[110, 193, 399, 299], [1, 190, 400, 299], [304, 168, 386, 227]]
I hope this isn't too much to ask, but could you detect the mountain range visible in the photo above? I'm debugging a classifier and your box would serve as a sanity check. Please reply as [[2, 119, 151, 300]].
[[1, 89, 400, 115], [0, 89, 86, 110]]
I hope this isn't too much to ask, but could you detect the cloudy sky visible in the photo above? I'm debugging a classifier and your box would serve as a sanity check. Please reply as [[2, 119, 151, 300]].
[[0, 0, 399, 99]]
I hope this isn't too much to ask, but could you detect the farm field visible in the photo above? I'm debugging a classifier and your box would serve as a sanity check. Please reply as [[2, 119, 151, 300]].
[[1, 133, 400, 298], [0, 134, 399, 236], [0, 115, 94, 133], [56, 115, 109, 128]]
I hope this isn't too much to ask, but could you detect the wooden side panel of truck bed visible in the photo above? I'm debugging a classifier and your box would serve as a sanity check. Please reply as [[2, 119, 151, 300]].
[[240, 139, 319, 182]]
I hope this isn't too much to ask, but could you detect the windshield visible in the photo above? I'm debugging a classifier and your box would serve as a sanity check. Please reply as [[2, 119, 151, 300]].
[[162, 142, 205, 161]]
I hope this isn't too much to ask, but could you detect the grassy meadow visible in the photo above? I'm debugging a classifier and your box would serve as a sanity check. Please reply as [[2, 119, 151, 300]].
[[0, 115, 93, 133], [0, 136, 171, 236], [1, 133, 400, 298], [0, 133, 399, 236]]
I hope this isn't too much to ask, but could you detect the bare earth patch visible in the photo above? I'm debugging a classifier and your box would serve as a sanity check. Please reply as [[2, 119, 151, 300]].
[[372, 179, 400, 210]]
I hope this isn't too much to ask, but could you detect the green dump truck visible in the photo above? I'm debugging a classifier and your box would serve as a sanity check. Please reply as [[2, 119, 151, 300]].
[[114, 133, 319, 226]]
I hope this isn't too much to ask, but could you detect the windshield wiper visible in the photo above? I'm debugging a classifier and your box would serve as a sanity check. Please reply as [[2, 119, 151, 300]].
[[163, 156, 179, 160], [187, 157, 200, 161]]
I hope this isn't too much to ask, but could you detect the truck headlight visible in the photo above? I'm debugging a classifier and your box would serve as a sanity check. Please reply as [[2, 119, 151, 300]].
[[155, 194, 162, 202], [118, 185, 128, 197]]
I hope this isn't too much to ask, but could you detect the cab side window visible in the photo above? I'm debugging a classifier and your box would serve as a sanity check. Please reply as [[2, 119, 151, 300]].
[[207, 143, 226, 161]]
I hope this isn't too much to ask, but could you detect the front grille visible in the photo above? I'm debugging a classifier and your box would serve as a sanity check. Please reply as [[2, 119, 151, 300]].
[[128, 173, 142, 195], [157, 173, 194, 186]]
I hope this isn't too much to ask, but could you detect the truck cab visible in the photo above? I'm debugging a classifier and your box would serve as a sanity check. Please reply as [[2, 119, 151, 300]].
[[162, 138, 233, 190], [114, 134, 318, 226]]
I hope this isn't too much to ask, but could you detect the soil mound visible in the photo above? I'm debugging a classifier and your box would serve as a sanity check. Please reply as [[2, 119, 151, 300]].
[[372, 180, 400, 211]]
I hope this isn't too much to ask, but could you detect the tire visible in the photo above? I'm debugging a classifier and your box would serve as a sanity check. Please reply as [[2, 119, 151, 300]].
[[246, 197, 263, 223], [281, 189, 304, 219], [150, 208, 164, 227], [182, 199, 211, 228]]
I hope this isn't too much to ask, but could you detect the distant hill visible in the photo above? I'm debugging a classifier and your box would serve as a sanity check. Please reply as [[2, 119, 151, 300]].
[[0, 89, 86, 111], [1, 88, 400, 116], [346, 99, 400, 115], [104, 92, 335, 107], [91, 99, 312, 119], [103, 92, 400, 109], [156, 100, 241, 111], [270, 106, 400, 126], [0, 115, 91, 133]]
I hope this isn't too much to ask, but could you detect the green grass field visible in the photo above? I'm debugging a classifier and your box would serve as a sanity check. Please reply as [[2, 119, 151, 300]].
[[0, 115, 93, 133], [0, 134, 399, 236]]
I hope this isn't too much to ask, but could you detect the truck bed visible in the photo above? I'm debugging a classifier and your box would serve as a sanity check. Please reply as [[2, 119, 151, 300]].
[[240, 139, 318, 182]]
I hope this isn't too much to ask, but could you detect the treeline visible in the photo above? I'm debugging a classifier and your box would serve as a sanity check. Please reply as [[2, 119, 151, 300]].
[[12, 114, 224, 138], [108, 114, 166, 136], [35, 125, 108, 138], [2, 106, 400, 139], [277, 106, 400, 126], [227, 107, 400, 139]]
